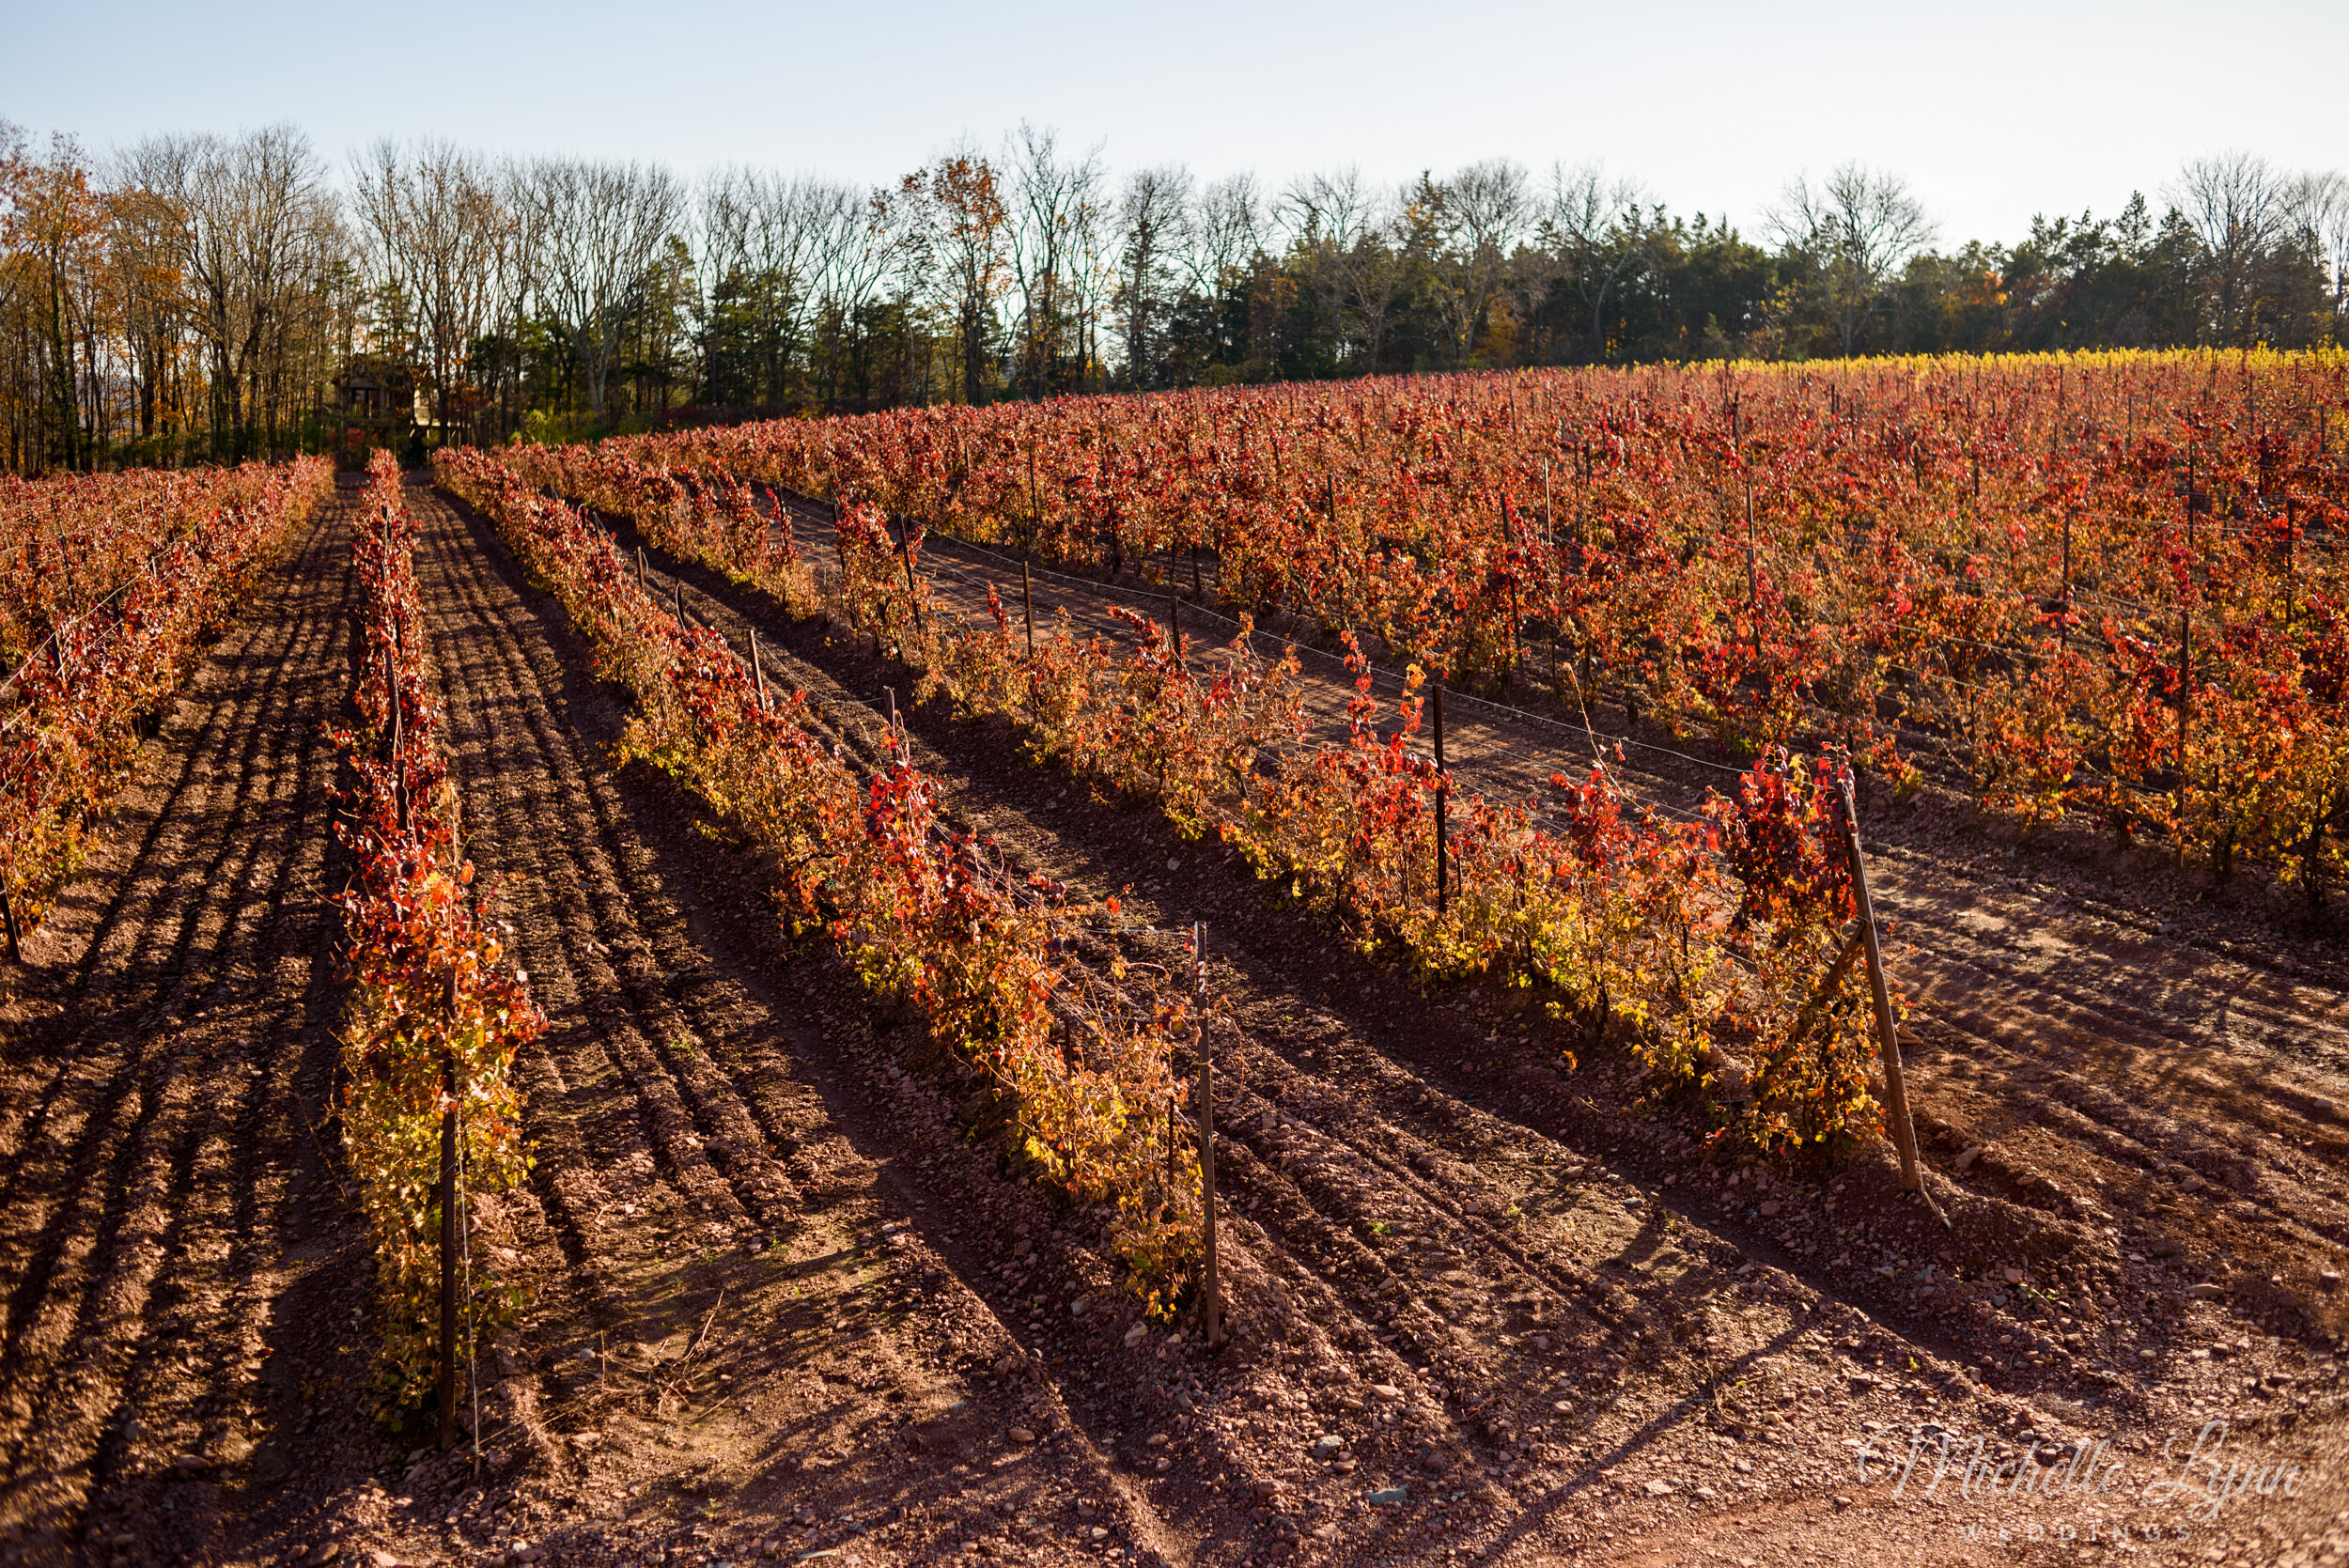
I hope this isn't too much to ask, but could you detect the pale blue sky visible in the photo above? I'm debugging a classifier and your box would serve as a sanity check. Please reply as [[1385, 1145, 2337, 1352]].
[[6, 0, 2341, 245]]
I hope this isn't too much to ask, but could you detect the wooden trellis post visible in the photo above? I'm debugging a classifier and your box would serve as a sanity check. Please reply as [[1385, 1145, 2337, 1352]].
[[438, 963, 462, 1446], [897, 519, 922, 631], [1198, 1058, 1221, 1347], [1836, 776, 1937, 1218], [1026, 444, 1042, 551], [1433, 683, 1449, 915], [1507, 579, 1520, 679], [2061, 508, 2073, 646], [387, 622, 406, 831], [2178, 455, 2198, 842]]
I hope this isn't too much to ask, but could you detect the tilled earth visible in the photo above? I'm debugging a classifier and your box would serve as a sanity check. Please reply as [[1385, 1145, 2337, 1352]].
[[0, 476, 2343, 1568]]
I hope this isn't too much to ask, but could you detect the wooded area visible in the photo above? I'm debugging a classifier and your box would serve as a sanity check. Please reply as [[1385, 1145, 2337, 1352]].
[[4, 117, 2346, 474]]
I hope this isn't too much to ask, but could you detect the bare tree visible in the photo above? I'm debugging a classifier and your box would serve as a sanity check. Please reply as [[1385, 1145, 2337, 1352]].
[[1283, 166, 1405, 373], [1283, 165, 1379, 253], [1544, 163, 1651, 360], [134, 125, 344, 458], [1452, 159, 1532, 259], [705, 169, 891, 409], [802, 177, 908, 408], [703, 166, 853, 403], [2171, 152, 2295, 343], [1114, 163, 1190, 390], [1182, 171, 1268, 298], [350, 138, 511, 435], [2295, 169, 2349, 334], [510, 156, 683, 416], [1346, 207, 1413, 376], [1005, 124, 1106, 398], [349, 139, 417, 366], [1769, 162, 1935, 355], [1066, 160, 1114, 393], [1424, 159, 1530, 366], [100, 162, 187, 446]]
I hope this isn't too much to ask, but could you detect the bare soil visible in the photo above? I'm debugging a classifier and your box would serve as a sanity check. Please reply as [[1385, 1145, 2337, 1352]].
[[0, 475, 2342, 1568]]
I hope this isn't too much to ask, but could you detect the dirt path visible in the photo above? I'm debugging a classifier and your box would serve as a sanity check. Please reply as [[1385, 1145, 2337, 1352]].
[[0, 481, 369, 1568]]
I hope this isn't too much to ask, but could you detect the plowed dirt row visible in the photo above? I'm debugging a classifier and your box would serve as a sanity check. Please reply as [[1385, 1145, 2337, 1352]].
[[604, 500, 2349, 1566], [0, 483, 367, 1568]]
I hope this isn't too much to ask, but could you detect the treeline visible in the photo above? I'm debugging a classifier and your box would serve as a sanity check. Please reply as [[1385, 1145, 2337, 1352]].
[[4, 116, 2347, 474], [0, 125, 345, 473]]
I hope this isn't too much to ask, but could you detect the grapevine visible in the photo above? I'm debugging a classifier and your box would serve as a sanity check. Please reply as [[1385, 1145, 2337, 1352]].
[[614, 349, 2349, 894], [330, 453, 544, 1414], [435, 448, 1210, 1316], [477, 442, 1903, 1154], [0, 457, 334, 953]]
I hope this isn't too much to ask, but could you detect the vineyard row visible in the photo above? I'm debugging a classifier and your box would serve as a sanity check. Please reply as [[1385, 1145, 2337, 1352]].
[[619, 349, 2349, 894], [331, 455, 543, 1421], [433, 447, 1214, 1319], [479, 437, 1909, 1159], [0, 458, 333, 952]]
